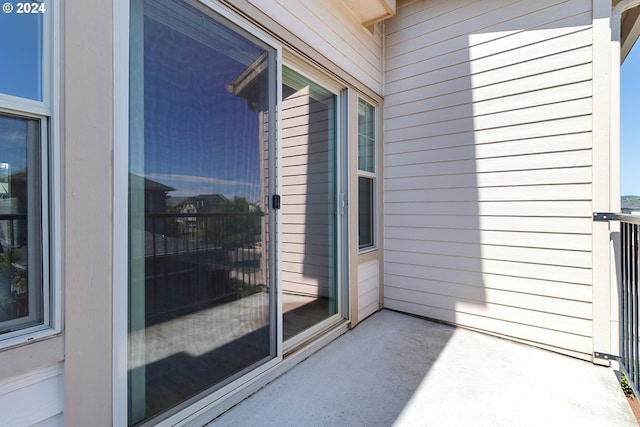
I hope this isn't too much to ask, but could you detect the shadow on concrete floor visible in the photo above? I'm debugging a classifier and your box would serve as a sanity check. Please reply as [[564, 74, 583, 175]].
[[212, 309, 636, 427]]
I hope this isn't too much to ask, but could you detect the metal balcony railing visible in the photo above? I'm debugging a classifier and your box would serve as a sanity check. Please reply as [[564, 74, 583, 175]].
[[617, 213, 640, 398], [0, 213, 28, 323]]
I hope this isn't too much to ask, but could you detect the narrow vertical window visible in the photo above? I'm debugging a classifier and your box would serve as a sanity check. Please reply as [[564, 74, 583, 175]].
[[358, 98, 376, 250]]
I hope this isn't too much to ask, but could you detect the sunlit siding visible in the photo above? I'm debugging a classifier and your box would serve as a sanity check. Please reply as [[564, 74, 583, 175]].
[[383, 0, 595, 359], [247, 0, 383, 93]]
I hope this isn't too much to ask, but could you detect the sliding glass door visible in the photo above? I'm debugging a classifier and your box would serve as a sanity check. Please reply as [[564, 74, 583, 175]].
[[280, 66, 341, 344], [125, 1, 347, 424], [128, 0, 277, 424]]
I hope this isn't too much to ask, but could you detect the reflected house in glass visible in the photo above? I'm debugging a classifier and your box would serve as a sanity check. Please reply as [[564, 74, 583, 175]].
[[174, 194, 227, 235], [128, 174, 174, 233], [1, 0, 640, 426]]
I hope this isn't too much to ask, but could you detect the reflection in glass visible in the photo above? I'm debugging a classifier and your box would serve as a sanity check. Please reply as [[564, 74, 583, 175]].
[[280, 67, 338, 341], [358, 99, 375, 173], [128, 0, 275, 424], [0, 11, 43, 100], [358, 98, 375, 249], [358, 176, 373, 248], [0, 114, 43, 333]]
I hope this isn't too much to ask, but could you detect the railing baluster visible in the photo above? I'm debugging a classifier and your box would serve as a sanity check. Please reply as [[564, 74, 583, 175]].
[[633, 224, 637, 388], [9, 215, 14, 249], [623, 223, 630, 372], [627, 223, 633, 383], [617, 216, 640, 398]]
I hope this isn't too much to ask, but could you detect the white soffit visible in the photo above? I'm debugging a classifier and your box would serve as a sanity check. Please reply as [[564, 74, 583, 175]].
[[340, 0, 396, 26]]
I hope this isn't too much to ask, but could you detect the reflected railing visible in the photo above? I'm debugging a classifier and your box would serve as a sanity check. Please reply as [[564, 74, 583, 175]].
[[0, 214, 28, 324], [143, 211, 266, 326]]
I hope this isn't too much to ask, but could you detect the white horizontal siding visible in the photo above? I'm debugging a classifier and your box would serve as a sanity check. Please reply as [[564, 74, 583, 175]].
[[385, 240, 591, 268], [386, 65, 592, 120], [386, 0, 591, 61], [248, 0, 383, 93], [384, 216, 591, 234], [385, 167, 592, 189], [385, 227, 591, 251], [0, 364, 63, 426], [358, 260, 380, 321], [281, 85, 332, 298], [384, 298, 592, 354], [383, 0, 594, 359], [385, 272, 592, 303]]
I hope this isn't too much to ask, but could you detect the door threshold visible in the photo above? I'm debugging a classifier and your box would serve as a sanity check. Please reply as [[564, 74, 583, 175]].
[[283, 318, 349, 358]]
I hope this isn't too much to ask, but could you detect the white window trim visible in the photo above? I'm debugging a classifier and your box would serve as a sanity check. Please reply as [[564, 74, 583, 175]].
[[0, 0, 61, 350], [357, 97, 377, 253]]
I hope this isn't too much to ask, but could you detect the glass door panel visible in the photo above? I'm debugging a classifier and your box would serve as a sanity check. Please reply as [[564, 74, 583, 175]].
[[280, 66, 338, 341], [128, 0, 276, 424]]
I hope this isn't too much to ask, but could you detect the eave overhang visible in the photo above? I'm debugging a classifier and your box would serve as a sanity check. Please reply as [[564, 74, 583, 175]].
[[339, 0, 396, 26]]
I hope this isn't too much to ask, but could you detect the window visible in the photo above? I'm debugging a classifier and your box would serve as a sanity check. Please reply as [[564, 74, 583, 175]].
[[0, 2, 53, 345], [128, 0, 277, 423], [358, 98, 376, 250]]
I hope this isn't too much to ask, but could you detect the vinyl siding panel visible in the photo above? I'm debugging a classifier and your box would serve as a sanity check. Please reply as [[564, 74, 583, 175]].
[[385, 227, 591, 251], [0, 364, 63, 426], [384, 240, 591, 268], [358, 260, 380, 321], [281, 85, 333, 298], [384, 298, 592, 355], [247, 0, 383, 93], [383, 0, 594, 359]]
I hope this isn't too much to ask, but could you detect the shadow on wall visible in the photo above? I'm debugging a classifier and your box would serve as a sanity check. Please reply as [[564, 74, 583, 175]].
[[280, 73, 339, 340], [383, 0, 595, 358]]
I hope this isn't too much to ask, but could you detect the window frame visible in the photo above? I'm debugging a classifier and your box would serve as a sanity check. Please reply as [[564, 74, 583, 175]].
[[280, 55, 349, 353], [0, 0, 60, 350], [357, 97, 377, 252]]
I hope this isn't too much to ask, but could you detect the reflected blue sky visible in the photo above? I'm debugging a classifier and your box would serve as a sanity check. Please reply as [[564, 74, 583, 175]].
[[6, 0, 637, 202], [0, 2, 42, 101], [138, 13, 265, 201]]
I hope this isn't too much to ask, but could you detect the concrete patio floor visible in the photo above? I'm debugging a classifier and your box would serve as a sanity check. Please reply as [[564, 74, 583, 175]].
[[211, 309, 636, 427]]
